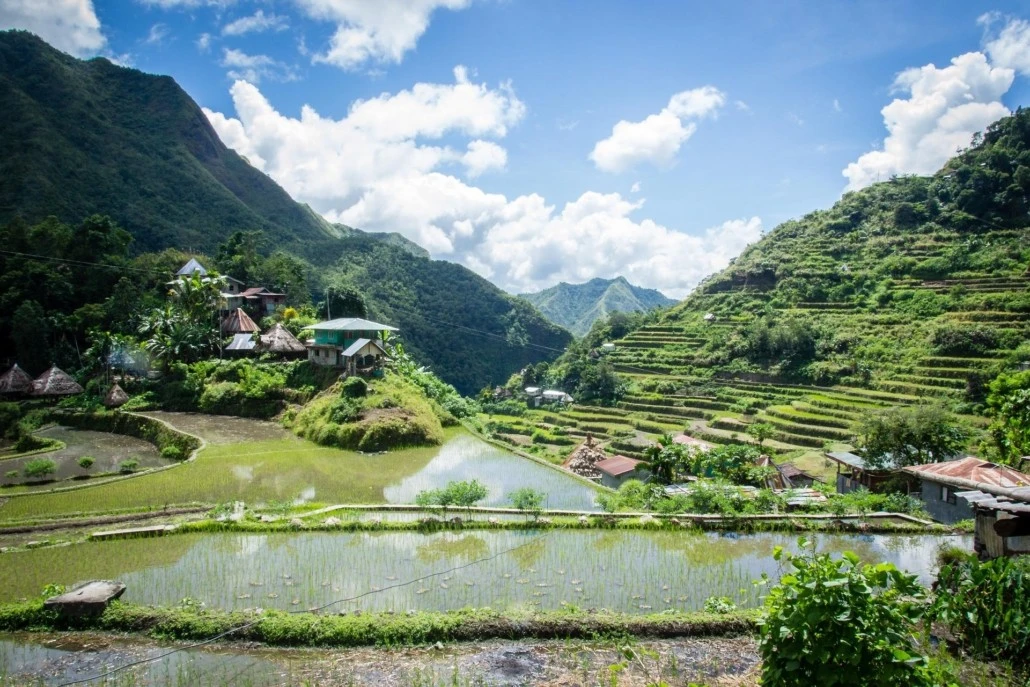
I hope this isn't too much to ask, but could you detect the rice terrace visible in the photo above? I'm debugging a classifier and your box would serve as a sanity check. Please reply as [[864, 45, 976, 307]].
[[2, 4, 1030, 686]]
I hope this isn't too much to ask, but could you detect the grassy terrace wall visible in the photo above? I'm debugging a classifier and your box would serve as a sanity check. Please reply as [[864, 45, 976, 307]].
[[51, 410, 201, 459], [0, 601, 758, 647]]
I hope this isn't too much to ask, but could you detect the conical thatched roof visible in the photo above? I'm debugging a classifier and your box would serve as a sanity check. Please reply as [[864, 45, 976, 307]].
[[221, 308, 260, 334], [31, 366, 84, 397], [103, 383, 130, 408], [0, 364, 33, 395], [257, 323, 306, 354]]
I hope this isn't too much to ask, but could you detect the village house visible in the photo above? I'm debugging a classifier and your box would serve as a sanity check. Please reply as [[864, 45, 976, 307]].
[[303, 317, 397, 377], [173, 260, 285, 317], [594, 455, 649, 489], [826, 450, 898, 494], [903, 457, 1030, 525]]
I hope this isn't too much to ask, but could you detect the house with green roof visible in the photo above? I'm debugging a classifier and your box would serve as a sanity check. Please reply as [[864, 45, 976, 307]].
[[303, 317, 398, 376]]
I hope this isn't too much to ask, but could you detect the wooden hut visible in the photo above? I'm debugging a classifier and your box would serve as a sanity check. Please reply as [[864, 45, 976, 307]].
[[256, 323, 306, 357], [103, 383, 130, 408], [0, 364, 33, 397], [31, 366, 83, 397], [220, 308, 260, 335]]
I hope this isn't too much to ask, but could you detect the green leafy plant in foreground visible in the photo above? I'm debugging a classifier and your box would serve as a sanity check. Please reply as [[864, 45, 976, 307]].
[[757, 538, 931, 686]]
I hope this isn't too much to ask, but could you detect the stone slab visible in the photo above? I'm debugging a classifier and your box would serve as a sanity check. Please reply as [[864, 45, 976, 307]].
[[44, 580, 125, 616]]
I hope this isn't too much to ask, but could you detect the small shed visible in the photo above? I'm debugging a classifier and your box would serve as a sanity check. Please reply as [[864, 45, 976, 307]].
[[960, 487, 1030, 559], [778, 462, 820, 489], [595, 455, 649, 490], [340, 338, 388, 377], [103, 383, 129, 409], [903, 457, 1030, 525], [256, 323, 306, 357], [225, 333, 257, 355], [221, 308, 260, 335], [176, 258, 208, 277], [672, 434, 714, 452], [542, 389, 573, 405], [0, 364, 34, 397], [826, 451, 897, 494], [600, 343, 616, 353], [31, 366, 83, 397]]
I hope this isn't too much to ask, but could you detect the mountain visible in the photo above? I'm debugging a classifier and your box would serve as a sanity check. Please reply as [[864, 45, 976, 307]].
[[0, 31, 570, 394], [520, 276, 676, 337], [547, 110, 1030, 473]]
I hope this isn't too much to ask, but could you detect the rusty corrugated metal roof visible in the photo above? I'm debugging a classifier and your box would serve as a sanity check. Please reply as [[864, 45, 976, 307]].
[[595, 455, 643, 477], [904, 457, 1030, 488]]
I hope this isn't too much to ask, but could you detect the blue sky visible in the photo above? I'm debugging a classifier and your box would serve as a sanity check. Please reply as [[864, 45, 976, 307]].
[[3, 1, 1030, 297]]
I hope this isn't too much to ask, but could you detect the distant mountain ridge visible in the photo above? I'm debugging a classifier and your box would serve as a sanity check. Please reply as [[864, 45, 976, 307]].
[[0, 30, 570, 394], [520, 276, 676, 336]]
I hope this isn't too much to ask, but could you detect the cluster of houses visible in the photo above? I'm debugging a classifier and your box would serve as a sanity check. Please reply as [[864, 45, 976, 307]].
[[829, 450, 1030, 558], [178, 260, 395, 377]]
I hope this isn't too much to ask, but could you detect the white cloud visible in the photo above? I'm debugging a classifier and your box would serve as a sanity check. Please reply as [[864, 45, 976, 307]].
[[205, 72, 754, 296], [196, 32, 213, 52], [222, 10, 288, 36], [630, 181, 641, 193], [461, 140, 507, 177], [221, 48, 298, 83], [734, 100, 751, 112], [295, 0, 471, 70], [842, 50, 1013, 190], [833, 98, 842, 112], [0, 0, 106, 56], [145, 23, 169, 45], [138, 0, 235, 7], [983, 15, 1030, 76], [589, 86, 726, 173]]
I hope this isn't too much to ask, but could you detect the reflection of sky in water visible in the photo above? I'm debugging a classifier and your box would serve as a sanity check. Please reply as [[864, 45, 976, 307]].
[[12, 530, 969, 615], [293, 487, 316, 505], [383, 434, 599, 510]]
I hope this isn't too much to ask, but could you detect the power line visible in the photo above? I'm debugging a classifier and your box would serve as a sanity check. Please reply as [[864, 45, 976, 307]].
[[58, 530, 554, 687]]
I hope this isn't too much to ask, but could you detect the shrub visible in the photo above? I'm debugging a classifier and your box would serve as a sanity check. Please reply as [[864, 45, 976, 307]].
[[77, 456, 95, 469], [118, 459, 140, 474], [932, 555, 1030, 669], [160, 445, 183, 460], [703, 596, 738, 614], [4, 470, 18, 479], [341, 377, 368, 398], [508, 488, 546, 519], [758, 539, 931, 686], [23, 459, 56, 480]]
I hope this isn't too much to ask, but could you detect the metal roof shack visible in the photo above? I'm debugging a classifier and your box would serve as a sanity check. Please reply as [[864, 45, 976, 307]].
[[903, 457, 1030, 489], [826, 451, 899, 494], [303, 318, 398, 332], [595, 455, 643, 477]]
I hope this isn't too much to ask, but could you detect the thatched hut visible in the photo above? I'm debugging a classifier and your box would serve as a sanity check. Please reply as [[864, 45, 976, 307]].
[[103, 383, 130, 408], [0, 364, 34, 396], [256, 323, 306, 357], [221, 308, 260, 335], [31, 366, 83, 397]]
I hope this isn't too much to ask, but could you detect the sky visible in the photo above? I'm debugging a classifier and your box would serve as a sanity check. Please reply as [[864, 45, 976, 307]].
[[3, 1, 1030, 298]]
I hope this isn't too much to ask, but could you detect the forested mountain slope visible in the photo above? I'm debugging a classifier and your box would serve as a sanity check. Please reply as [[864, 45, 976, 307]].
[[521, 277, 675, 337], [0, 31, 570, 394], [549, 110, 1030, 465]]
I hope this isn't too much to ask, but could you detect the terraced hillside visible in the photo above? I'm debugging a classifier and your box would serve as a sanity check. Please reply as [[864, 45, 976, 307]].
[[482, 111, 1030, 482]]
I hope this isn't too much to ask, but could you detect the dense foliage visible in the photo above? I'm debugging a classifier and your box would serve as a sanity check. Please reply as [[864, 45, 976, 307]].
[[857, 404, 969, 469], [758, 540, 931, 686], [983, 370, 1030, 465], [520, 276, 675, 337]]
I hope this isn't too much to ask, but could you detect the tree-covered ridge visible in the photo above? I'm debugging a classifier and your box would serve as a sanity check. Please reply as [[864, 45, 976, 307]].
[[520, 276, 675, 337]]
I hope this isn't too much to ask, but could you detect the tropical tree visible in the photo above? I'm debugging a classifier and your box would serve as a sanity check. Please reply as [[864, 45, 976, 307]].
[[858, 404, 969, 470], [984, 371, 1030, 465], [747, 422, 775, 450], [642, 433, 685, 485], [508, 488, 546, 521]]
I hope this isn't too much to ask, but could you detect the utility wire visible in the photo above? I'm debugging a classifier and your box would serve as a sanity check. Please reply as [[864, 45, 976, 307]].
[[58, 530, 554, 687]]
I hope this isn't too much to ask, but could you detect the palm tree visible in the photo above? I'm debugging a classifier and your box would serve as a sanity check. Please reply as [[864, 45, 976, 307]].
[[642, 433, 684, 485]]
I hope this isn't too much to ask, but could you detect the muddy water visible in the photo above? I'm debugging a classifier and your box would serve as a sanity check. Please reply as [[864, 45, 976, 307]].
[[138, 412, 291, 445], [0, 530, 970, 613], [0, 427, 168, 490]]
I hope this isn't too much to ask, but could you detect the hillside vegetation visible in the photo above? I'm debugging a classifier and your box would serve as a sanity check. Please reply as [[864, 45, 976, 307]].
[[520, 276, 675, 336], [0, 31, 570, 394], [481, 110, 1030, 477]]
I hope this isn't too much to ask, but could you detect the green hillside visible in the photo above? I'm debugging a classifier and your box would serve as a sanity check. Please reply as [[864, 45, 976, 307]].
[[520, 276, 675, 337], [486, 110, 1030, 475], [0, 31, 570, 394]]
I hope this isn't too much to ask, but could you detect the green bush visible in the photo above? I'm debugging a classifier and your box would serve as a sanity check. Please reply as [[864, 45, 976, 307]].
[[118, 459, 140, 474], [23, 459, 56, 480], [160, 445, 183, 460], [0, 402, 21, 440], [77, 456, 95, 469], [341, 376, 367, 398], [932, 555, 1030, 669], [758, 539, 931, 686]]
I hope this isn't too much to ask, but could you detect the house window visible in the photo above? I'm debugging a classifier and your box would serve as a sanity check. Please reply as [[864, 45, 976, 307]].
[[941, 486, 956, 505]]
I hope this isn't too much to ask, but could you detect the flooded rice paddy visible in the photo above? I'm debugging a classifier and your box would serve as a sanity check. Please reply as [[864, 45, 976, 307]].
[[0, 427, 168, 490], [138, 412, 291, 446], [0, 531, 969, 614], [0, 428, 599, 519]]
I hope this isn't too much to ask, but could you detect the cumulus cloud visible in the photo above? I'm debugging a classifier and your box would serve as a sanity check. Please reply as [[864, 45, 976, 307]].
[[137, 0, 235, 7], [842, 51, 1013, 190], [461, 140, 507, 177], [221, 48, 298, 83], [205, 72, 755, 295], [222, 10, 288, 36], [589, 86, 726, 173], [145, 23, 169, 45], [0, 0, 106, 56], [982, 15, 1030, 76], [294, 0, 471, 70]]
